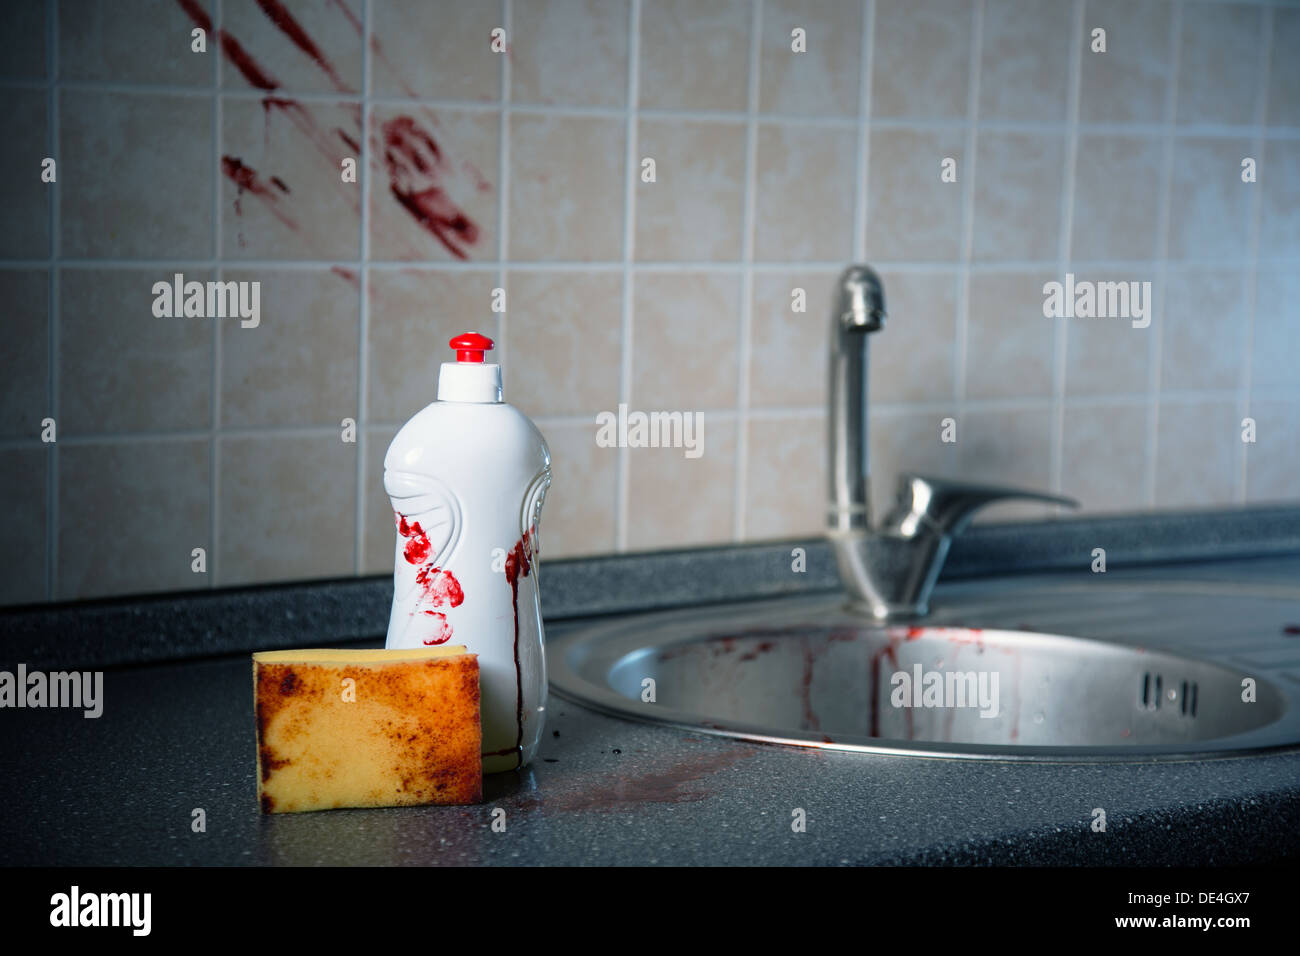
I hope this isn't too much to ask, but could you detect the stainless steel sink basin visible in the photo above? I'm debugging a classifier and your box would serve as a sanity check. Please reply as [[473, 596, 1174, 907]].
[[548, 577, 1300, 760]]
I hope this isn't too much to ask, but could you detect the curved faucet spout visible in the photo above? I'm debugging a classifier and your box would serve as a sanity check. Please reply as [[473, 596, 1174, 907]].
[[825, 266, 1078, 619]]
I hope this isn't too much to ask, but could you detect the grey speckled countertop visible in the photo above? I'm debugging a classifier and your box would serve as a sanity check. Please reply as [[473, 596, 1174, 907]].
[[3, 556, 1300, 865]]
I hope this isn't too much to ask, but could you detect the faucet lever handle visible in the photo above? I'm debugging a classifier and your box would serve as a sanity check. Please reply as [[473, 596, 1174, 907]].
[[883, 473, 1078, 538]]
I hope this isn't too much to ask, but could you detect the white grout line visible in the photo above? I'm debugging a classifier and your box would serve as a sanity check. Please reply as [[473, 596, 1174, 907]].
[[954, 0, 984, 410], [4, 385, 1288, 452], [45, 0, 58, 601], [209, 0, 224, 589], [1049, 0, 1085, 501], [851, 0, 874, 263], [1146, 0, 1184, 510], [352, 0, 373, 575], [614, 0, 641, 553], [497, 0, 512, 380], [14, 74, 1300, 135], [731, 0, 764, 544], [5, 255, 1291, 273], [1240, 3, 1274, 506]]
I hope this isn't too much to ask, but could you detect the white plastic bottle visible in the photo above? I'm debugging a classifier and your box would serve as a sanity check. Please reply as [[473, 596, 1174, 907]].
[[383, 332, 551, 773]]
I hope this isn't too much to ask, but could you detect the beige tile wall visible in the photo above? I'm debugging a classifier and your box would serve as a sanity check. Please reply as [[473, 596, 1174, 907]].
[[0, 0, 1297, 605]]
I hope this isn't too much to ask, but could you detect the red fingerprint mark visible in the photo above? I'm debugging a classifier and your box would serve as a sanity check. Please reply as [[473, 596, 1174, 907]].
[[415, 565, 465, 607], [381, 116, 481, 259], [421, 612, 454, 646], [395, 513, 431, 564]]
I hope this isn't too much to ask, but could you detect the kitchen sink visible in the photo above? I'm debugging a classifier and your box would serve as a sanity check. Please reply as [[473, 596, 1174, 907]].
[[548, 576, 1300, 761]]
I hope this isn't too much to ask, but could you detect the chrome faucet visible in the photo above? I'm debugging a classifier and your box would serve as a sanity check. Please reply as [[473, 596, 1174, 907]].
[[827, 265, 1077, 620]]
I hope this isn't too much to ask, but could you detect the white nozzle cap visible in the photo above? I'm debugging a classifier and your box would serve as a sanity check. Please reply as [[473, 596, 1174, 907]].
[[437, 361, 503, 403]]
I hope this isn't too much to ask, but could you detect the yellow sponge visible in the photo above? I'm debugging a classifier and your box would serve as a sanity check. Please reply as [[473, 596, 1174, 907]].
[[253, 646, 482, 813]]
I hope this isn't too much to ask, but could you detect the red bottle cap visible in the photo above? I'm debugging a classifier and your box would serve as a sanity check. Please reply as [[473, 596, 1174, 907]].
[[449, 332, 494, 363]]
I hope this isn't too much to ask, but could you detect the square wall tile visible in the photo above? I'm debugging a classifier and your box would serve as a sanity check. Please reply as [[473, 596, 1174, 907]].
[[631, 272, 741, 411], [965, 270, 1058, 400], [626, 419, 735, 551], [759, 0, 861, 116], [0, 0, 46, 80], [367, 270, 499, 423], [1061, 401, 1149, 514], [61, 90, 212, 259], [1160, 267, 1247, 392], [971, 131, 1065, 262], [220, 0, 362, 93], [511, 0, 628, 107], [60, 268, 212, 434], [1167, 137, 1255, 261], [1176, 1, 1263, 126], [221, 268, 359, 428], [369, 105, 499, 262], [1064, 269, 1154, 397], [635, 118, 747, 262], [978, 0, 1072, 123], [0, 270, 49, 438], [1252, 268, 1300, 391], [1259, 139, 1300, 260], [753, 123, 856, 261], [1070, 134, 1164, 262], [865, 127, 966, 262], [1078, 0, 1172, 125], [372, 0, 500, 100], [1246, 399, 1300, 504], [0, 448, 47, 606], [362, 423, 398, 575], [218, 433, 356, 587], [871, 0, 974, 120], [869, 269, 958, 405], [58, 439, 209, 600], [1266, 10, 1300, 129], [1155, 398, 1239, 508], [748, 268, 838, 408], [0, 90, 50, 259], [525, 420, 617, 558], [222, 97, 359, 260], [869, 409, 962, 521], [504, 271, 622, 420], [960, 406, 1055, 522], [744, 414, 823, 540], [60, 0, 211, 86], [509, 113, 625, 261], [640, 0, 750, 112]]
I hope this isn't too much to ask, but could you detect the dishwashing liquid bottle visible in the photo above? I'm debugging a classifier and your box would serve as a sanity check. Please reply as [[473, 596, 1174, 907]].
[[383, 332, 551, 773]]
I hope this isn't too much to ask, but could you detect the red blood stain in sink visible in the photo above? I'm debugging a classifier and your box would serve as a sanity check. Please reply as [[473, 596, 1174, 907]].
[[1284, 624, 1300, 636]]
